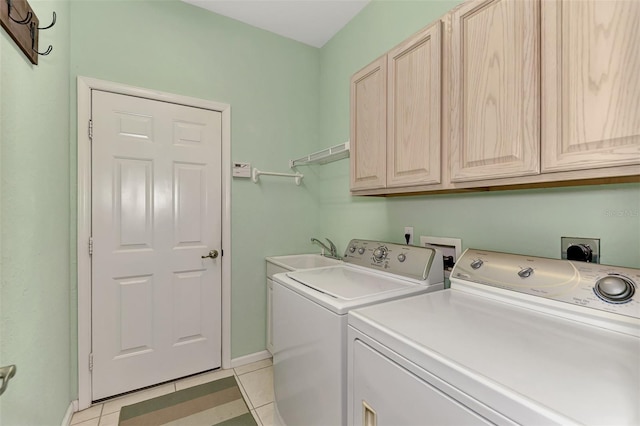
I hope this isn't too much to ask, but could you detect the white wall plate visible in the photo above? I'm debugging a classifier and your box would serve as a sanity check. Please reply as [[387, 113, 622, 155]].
[[420, 236, 462, 278]]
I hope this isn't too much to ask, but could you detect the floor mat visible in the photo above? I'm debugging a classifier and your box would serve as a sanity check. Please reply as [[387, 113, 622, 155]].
[[118, 376, 257, 426]]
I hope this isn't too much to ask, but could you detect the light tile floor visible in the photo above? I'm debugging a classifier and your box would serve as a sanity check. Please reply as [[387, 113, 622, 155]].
[[70, 359, 274, 426]]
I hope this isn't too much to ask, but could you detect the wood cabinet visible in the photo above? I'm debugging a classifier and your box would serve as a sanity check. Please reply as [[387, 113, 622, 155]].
[[387, 23, 442, 187], [351, 22, 442, 192], [541, 0, 640, 172], [449, 0, 540, 182], [349, 0, 639, 196], [350, 56, 387, 191]]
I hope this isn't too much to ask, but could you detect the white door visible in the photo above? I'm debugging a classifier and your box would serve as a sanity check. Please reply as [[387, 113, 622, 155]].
[[91, 90, 222, 400]]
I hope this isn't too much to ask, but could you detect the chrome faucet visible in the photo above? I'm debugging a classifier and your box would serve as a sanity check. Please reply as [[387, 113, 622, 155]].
[[311, 237, 340, 259]]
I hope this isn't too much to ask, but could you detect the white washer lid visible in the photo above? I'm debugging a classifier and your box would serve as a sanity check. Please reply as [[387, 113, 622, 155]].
[[349, 290, 640, 425], [275, 265, 441, 315], [286, 266, 414, 300]]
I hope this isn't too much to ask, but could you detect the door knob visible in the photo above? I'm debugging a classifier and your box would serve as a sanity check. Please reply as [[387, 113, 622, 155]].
[[201, 250, 219, 259], [0, 365, 16, 397]]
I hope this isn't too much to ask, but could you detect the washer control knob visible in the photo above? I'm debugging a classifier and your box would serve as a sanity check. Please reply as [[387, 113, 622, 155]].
[[397, 253, 406, 262], [595, 275, 635, 303], [358, 247, 365, 255], [470, 259, 483, 269], [349, 245, 356, 253], [518, 267, 534, 278], [373, 246, 388, 262]]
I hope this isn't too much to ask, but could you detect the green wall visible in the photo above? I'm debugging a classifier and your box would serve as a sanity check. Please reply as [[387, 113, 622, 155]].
[[317, 0, 640, 267], [384, 184, 640, 267], [315, 0, 464, 252], [68, 0, 322, 368], [3, 0, 323, 422], [0, 1, 72, 424], [1, 0, 639, 423], [0, 16, 3, 424]]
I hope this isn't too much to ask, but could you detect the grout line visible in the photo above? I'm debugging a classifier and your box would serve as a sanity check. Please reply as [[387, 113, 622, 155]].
[[236, 364, 273, 377], [251, 408, 263, 426], [233, 359, 273, 375], [71, 404, 104, 425], [253, 400, 274, 410], [94, 405, 104, 424], [235, 374, 255, 410]]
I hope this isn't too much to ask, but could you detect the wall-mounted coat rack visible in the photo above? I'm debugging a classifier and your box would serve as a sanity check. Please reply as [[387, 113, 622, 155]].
[[0, 0, 55, 65]]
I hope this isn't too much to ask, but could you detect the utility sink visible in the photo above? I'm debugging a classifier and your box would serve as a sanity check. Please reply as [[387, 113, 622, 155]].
[[266, 253, 342, 271], [265, 253, 342, 354]]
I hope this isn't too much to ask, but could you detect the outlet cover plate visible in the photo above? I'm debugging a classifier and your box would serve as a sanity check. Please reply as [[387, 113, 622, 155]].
[[420, 236, 462, 278], [561, 237, 600, 263], [404, 226, 414, 245]]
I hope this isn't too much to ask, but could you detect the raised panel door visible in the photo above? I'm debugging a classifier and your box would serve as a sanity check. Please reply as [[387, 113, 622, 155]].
[[449, 0, 540, 182], [387, 22, 442, 188], [91, 91, 222, 400], [350, 56, 387, 191], [542, 0, 640, 172]]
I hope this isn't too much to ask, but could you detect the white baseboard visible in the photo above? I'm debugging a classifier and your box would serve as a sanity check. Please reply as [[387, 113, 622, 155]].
[[61, 400, 78, 426], [230, 350, 271, 368]]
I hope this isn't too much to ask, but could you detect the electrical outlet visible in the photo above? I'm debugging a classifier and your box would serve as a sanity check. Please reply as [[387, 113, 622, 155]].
[[420, 236, 462, 278], [561, 237, 600, 263], [404, 227, 414, 245]]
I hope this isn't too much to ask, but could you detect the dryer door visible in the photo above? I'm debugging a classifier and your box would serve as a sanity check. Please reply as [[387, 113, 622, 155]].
[[351, 339, 492, 426]]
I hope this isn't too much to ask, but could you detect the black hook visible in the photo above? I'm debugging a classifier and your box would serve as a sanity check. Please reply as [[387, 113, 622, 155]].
[[35, 44, 53, 56], [7, 0, 33, 25], [38, 11, 56, 30], [30, 22, 53, 56]]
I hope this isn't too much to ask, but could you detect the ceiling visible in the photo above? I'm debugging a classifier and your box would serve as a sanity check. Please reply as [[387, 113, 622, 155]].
[[181, 0, 370, 48]]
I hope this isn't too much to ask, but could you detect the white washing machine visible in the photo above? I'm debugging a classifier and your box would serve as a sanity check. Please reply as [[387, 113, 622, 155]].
[[272, 239, 445, 426], [348, 249, 640, 425]]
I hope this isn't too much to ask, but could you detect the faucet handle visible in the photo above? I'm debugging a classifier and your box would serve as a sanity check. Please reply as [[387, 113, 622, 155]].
[[311, 237, 326, 255], [311, 237, 339, 259], [325, 238, 337, 256]]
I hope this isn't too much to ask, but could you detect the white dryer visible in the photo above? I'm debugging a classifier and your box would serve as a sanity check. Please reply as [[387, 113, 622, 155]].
[[348, 249, 640, 425], [272, 239, 444, 426]]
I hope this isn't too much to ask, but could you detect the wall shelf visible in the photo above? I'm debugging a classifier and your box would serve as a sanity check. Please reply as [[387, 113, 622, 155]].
[[289, 141, 350, 168]]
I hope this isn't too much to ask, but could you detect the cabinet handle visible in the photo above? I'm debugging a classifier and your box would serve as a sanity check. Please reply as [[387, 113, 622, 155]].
[[363, 400, 377, 426]]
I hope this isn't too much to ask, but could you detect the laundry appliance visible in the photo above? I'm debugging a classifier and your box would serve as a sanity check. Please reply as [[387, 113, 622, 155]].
[[272, 239, 445, 426], [348, 249, 640, 425]]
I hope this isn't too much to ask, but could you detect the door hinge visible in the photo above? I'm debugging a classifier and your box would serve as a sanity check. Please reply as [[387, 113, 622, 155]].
[[88, 120, 93, 140], [89, 353, 94, 371], [89, 237, 93, 256]]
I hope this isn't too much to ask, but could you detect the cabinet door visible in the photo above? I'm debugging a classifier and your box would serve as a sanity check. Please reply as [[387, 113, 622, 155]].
[[351, 56, 387, 191], [541, 0, 640, 172], [387, 22, 442, 188], [449, 0, 540, 182]]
